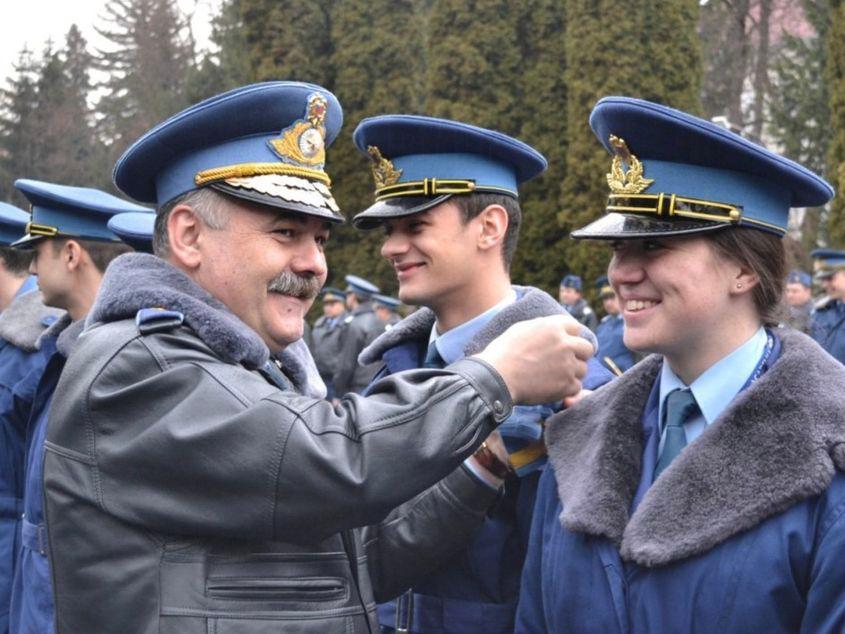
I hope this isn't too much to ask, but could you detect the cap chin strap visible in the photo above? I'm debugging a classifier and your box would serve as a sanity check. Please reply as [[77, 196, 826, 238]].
[[25, 222, 60, 238]]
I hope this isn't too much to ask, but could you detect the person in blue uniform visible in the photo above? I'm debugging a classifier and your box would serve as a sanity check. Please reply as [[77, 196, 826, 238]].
[[594, 275, 635, 374], [809, 248, 845, 364], [559, 274, 598, 331], [784, 269, 814, 333], [373, 293, 402, 328], [350, 114, 611, 634], [333, 274, 384, 395], [8, 180, 148, 634], [308, 287, 347, 399], [517, 97, 845, 633], [0, 202, 63, 634]]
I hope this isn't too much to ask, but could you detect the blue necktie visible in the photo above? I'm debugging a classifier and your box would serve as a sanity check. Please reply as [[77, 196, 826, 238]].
[[423, 341, 446, 368], [654, 388, 698, 478]]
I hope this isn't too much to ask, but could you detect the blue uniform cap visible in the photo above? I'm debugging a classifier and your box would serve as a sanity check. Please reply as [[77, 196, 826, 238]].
[[812, 248, 845, 280], [351, 114, 547, 229], [113, 82, 344, 222], [12, 179, 151, 249], [0, 202, 30, 246], [345, 274, 379, 297], [321, 286, 346, 303], [561, 274, 582, 290], [373, 293, 401, 311], [786, 270, 812, 288], [572, 97, 834, 240], [595, 275, 615, 298], [108, 211, 156, 253]]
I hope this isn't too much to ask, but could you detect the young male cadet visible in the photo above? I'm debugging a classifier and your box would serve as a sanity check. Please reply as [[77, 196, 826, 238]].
[[783, 269, 814, 333], [0, 203, 62, 634], [373, 294, 402, 327], [350, 114, 613, 634], [559, 273, 598, 331], [333, 273, 384, 395], [40, 82, 594, 633], [810, 248, 845, 364], [594, 275, 636, 374], [309, 286, 348, 399], [7, 180, 147, 634]]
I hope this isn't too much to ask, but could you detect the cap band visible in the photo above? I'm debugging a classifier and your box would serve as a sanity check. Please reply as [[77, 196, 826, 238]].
[[195, 162, 331, 187]]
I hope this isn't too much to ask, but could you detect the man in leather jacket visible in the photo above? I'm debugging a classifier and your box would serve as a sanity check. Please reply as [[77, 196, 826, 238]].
[[42, 82, 594, 633]]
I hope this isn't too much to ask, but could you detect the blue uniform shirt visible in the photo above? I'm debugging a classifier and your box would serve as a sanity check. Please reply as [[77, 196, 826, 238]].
[[811, 300, 845, 365], [595, 313, 634, 373]]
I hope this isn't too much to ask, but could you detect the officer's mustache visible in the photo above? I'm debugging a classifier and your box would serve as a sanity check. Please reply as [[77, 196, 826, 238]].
[[267, 270, 322, 300]]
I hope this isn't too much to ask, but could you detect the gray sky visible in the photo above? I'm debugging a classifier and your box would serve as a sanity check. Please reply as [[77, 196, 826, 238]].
[[0, 0, 221, 82]]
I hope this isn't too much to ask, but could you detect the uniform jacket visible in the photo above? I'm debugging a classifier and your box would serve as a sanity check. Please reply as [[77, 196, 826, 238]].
[[10, 315, 83, 634], [42, 253, 512, 634], [517, 330, 845, 633], [810, 298, 845, 364], [310, 313, 347, 380], [786, 299, 814, 334], [334, 302, 384, 394], [596, 313, 635, 374], [0, 291, 62, 634], [565, 298, 598, 332], [360, 287, 613, 634]]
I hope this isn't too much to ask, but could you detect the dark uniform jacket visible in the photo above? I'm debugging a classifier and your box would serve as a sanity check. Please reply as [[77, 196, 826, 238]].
[[810, 298, 845, 364], [310, 313, 346, 382], [42, 254, 513, 634], [518, 330, 845, 632], [565, 298, 598, 332], [334, 302, 384, 395]]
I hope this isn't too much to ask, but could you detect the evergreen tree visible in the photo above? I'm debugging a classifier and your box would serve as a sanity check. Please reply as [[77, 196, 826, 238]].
[[95, 0, 195, 162], [559, 0, 701, 303], [827, 0, 845, 245], [0, 48, 41, 205]]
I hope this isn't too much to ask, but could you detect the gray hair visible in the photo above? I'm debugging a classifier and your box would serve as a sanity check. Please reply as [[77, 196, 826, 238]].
[[153, 188, 230, 257]]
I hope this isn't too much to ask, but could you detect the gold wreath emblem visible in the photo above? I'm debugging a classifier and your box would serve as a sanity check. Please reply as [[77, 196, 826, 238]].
[[368, 146, 403, 189], [606, 135, 654, 195], [269, 93, 328, 168]]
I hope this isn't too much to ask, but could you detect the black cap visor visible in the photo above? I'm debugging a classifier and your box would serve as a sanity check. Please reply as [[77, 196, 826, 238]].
[[571, 212, 728, 240], [351, 195, 454, 230]]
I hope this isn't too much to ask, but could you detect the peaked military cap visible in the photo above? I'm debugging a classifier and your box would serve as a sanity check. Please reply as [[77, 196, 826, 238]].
[[0, 202, 30, 246], [351, 114, 547, 229], [113, 82, 344, 222], [812, 248, 845, 280], [373, 293, 401, 311], [572, 97, 834, 240], [595, 275, 615, 298], [345, 274, 379, 297], [321, 287, 346, 303], [561, 274, 582, 290], [12, 179, 150, 248], [786, 270, 812, 288], [108, 211, 156, 253]]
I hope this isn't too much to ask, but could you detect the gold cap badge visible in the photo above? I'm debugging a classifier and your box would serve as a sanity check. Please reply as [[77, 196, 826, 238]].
[[606, 135, 654, 195], [368, 146, 403, 189], [269, 93, 328, 169]]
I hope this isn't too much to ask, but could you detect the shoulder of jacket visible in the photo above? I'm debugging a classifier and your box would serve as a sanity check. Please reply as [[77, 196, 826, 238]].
[[135, 308, 186, 335]]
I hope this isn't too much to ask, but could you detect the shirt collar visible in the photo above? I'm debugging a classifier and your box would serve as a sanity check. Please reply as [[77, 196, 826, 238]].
[[15, 275, 38, 298], [659, 326, 768, 426], [429, 289, 518, 364]]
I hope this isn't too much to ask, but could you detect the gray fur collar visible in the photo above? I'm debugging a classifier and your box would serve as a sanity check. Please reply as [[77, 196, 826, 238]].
[[39, 314, 86, 358], [547, 329, 845, 567], [0, 291, 64, 352], [87, 253, 325, 398], [360, 286, 596, 364]]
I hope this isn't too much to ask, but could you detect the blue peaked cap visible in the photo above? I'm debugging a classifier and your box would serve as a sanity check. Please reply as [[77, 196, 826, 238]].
[[786, 270, 812, 288], [373, 293, 401, 310], [113, 82, 344, 222], [345, 274, 379, 296], [321, 287, 346, 302], [561, 274, 582, 290], [0, 202, 30, 246], [12, 179, 150, 249], [811, 248, 845, 279], [108, 211, 156, 253], [572, 97, 834, 239], [351, 114, 547, 229]]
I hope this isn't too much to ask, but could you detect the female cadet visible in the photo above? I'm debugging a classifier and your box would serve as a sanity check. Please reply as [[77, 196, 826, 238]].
[[517, 97, 845, 633]]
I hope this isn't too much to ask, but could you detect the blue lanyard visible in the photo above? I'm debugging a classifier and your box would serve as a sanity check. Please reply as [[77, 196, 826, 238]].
[[740, 329, 776, 392]]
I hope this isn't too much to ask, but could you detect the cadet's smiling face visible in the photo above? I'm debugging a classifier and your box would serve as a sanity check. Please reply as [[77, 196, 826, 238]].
[[190, 198, 329, 352]]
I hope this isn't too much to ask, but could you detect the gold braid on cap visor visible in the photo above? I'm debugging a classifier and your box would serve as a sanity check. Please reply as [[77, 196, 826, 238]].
[[25, 222, 60, 237], [194, 163, 331, 187]]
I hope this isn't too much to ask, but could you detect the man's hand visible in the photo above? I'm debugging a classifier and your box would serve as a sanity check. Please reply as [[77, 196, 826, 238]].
[[475, 314, 593, 405]]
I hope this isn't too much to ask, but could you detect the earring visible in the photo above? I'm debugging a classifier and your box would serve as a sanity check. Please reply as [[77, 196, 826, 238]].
[[736, 283, 743, 289]]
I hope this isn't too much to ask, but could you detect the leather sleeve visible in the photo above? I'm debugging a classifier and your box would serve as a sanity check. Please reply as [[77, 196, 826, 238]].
[[49, 325, 512, 545], [332, 318, 361, 395], [361, 465, 499, 602]]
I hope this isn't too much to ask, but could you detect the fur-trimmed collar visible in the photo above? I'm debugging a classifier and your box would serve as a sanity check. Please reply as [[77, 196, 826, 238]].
[[360, 286, 597, 364], [547, 329, 845, 567], [39, 314, 86, 358], [0, 291, 64, 352], [87, 253, 325, 398]]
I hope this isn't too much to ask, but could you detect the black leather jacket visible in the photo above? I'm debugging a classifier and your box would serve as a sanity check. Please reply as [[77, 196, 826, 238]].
[[42, 254, 511, 633]]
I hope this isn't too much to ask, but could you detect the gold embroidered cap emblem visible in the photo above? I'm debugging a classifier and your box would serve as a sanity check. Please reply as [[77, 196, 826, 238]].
[[367, 146, 403, 189], [606, 135, 654, 195], [269, 93, 328, 168]]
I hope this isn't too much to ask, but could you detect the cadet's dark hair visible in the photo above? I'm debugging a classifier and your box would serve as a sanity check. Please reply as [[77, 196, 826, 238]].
[[50, 238, 132, 274], [708, 227, 787, 326], [451, 193, 521, 270], [0, 246, 32, 276]]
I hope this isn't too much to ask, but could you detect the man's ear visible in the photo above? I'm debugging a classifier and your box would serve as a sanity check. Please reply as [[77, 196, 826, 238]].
[[167, 205, 204, 269], [63, 240, 85, 272], [476, 204, 509, 253]]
